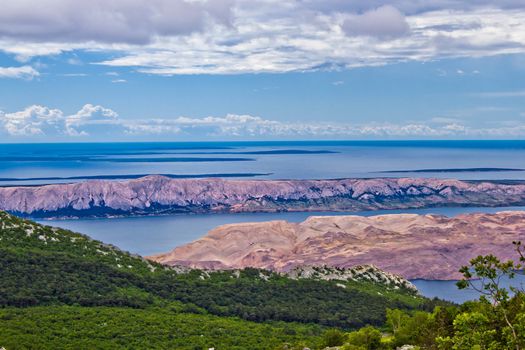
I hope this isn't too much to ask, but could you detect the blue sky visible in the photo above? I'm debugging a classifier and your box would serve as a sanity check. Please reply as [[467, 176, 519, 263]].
[[0, 1, 524, 141]]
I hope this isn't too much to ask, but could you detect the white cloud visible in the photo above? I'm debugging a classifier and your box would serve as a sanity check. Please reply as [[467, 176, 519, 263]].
[[0, 65, 39, 79], [0, 104, 120, 136], [1, 106, 62, 135], [2, 104, 525, 139], [64, 104, 119, 136], [342, 5, 409, 39], [0, 1, 524, 74]]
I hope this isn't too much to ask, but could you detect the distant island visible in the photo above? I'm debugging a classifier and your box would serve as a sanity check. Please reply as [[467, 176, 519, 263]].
[[1, 175, 525, 218], [177, 149, 339, 155], [0, 172, 271, 183], [150, 211, 525, 280], [378, 167, 524, 173]]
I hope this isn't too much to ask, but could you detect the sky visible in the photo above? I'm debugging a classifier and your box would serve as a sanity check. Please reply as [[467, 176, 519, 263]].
[[0, 0, 524, 142]]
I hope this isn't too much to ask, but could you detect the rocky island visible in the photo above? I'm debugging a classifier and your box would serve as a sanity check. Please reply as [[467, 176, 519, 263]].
[[150, 211, 525, 280], [1, 175, 525, 218]]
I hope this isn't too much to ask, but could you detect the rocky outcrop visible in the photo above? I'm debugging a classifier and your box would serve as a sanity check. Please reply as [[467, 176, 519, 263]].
[[191, 264, 418, 293], [286, 265, 418, 293], [1, 175, 525, 218], [149, 211, 525, 280]]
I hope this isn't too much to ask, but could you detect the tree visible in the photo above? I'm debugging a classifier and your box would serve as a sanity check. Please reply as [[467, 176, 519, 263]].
[[386, 308, 408, 336], [322, 329, 347, 348], [446, 312, 499, 350], [345, 326, 382, 350], [456, 241, 525, 350]]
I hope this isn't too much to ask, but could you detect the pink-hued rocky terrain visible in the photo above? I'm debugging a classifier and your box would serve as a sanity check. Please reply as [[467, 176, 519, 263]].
[[1, 175, 525, 218], [149, 211, 525, 280]]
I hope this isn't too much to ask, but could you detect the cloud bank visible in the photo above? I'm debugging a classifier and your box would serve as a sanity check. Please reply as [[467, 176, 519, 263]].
[[0, 104, 119, 137], [0, 1, 524, 73], [1, 104, 524, 140]]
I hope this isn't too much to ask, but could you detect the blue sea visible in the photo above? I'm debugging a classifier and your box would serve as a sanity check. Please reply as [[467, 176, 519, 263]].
[[2, 140, 525, 303], [1, 140, 525, 185]]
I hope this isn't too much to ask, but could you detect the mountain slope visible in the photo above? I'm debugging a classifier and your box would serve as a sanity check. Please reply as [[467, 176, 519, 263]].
[[150, 211, 525, 280], [1, 175, 525, 218], [0, 211, 440, 330]]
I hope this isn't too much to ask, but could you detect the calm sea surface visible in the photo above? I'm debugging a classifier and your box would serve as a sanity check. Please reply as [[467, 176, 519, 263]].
[[1, 140, 525, 185], [2, 140, 525, 303]]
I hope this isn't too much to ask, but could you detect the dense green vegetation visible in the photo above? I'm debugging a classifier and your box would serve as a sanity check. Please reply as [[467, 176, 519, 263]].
[[0, 211, 435, 329], [0, 306, 324, 350]]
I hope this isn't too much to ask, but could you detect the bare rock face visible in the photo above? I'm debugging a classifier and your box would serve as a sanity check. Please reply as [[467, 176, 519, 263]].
[[1, 175, 525, 218], [149, 211, 525, 280]]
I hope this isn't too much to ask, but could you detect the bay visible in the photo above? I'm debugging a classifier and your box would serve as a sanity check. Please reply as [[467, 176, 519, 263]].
[[413, 275, 525, 304]]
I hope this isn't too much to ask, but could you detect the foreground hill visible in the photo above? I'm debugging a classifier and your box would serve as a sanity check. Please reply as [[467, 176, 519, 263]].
[[1, 175, 525, 218], [0, 210, 441, 345], [150, 211, 525, 280]]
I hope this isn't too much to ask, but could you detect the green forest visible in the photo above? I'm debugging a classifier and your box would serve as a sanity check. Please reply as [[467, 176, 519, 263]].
[[0, 211, 524, 349]]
